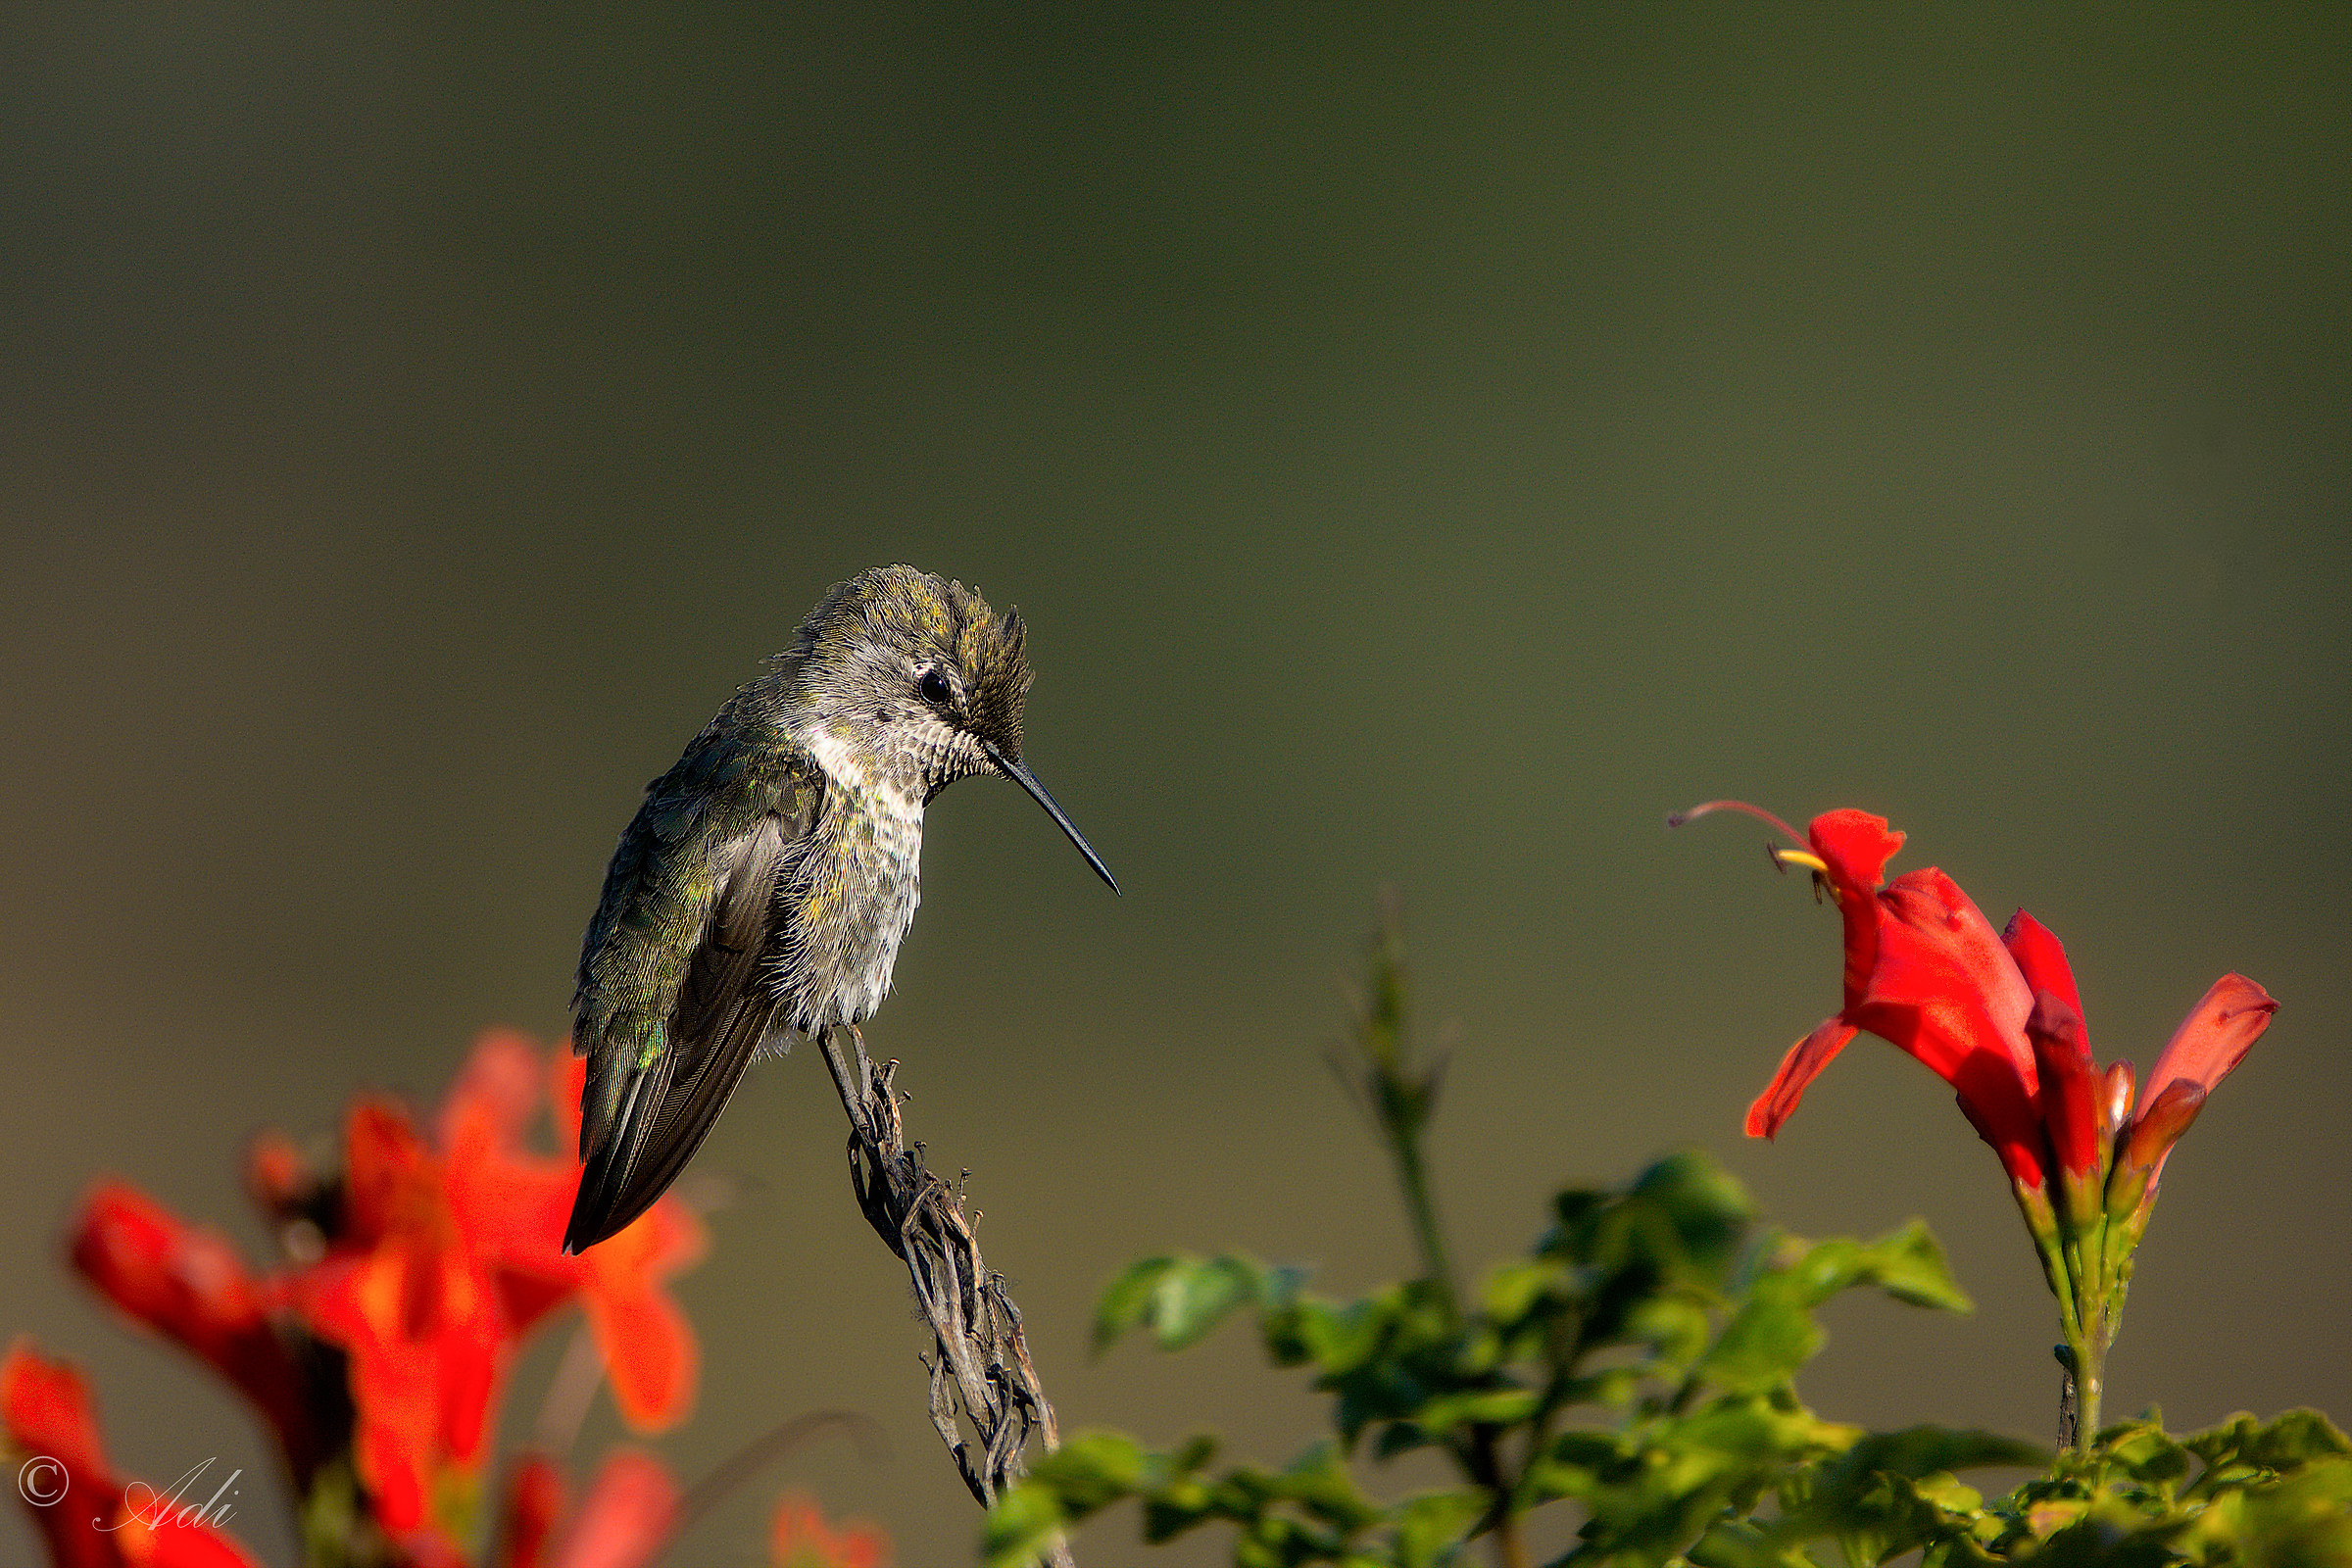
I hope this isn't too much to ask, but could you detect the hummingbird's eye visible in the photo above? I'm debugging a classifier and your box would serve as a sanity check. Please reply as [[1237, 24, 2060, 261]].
[[917, 668, 953, 708]]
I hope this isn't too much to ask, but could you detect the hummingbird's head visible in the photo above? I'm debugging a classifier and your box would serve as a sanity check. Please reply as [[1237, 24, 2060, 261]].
[[783, 565, 1117, 890], [786, 565, 1029, 789]]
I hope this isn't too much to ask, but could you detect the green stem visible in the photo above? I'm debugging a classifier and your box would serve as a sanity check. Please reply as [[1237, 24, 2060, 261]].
[[2062, 1327, 2106, 1452], [1389, 1119, 1458, 1324]]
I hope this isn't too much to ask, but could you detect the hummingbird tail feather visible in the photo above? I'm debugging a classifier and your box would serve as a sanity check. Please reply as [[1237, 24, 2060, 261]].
[[563, 998, 773, 1252]]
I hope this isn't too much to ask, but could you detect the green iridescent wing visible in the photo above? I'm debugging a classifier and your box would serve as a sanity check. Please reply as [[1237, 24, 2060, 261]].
[[564, 717, 821, 1252]]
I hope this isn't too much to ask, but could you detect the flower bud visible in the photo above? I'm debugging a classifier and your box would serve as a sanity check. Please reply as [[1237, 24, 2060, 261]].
[[2099, 1060, 2134, 1148]]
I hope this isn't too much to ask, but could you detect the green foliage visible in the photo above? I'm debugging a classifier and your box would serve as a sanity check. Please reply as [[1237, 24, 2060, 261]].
[[989, 1149, 2009, 1568], [1695, 1408, 2352, 1568], [986, 910, 2348, 1568]]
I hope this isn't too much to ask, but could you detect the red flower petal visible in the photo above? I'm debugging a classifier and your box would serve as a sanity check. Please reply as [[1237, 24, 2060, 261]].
[[109, 1504, 267, 1568], [550, 1449, 679, 1568], [1859, 870, 2036, 1090], [2120, 1079, 2207, 1178], [240, 1132, 311, 1223], [1743, 1018, 1858, 1139], [2001, 911, 2084, 1032], [2026, 993, 2101, 1183], [497, 1454, 568, 1568], [440, 1030, 552, 1160], [1738, 813, 2048, 1189], [2142, 974, 2278, 1105], [442, 1035, 704, 1429], [1808, 809, 1904, 1007], [3, 1340, 118, 1568], [341, 1101, 436, 1246], [285, 1098, 512, 1541], [69, 1185, 269, 1355], [1807, 808, 1907, 892], [1, 1343, 265, 1568], [67, 1185, 322, 1487], [1946, 1066, 2049, 1190], [582, 1273, 699, 1433]]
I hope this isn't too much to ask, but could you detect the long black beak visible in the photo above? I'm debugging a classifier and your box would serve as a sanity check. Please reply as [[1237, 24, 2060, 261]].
[[981, 740, 1119, 894]]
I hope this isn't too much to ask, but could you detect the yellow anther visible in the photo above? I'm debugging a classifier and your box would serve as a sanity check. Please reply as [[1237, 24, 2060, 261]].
[[1769, 847, 1830, 875]]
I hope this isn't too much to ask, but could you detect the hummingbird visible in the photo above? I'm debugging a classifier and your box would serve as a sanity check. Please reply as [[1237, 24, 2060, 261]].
[[563, 564, 1117, 1253]]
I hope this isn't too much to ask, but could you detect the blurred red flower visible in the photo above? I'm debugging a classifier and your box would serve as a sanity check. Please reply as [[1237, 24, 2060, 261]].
[[0, 1339, 264, 1568], [57, 1032, 703, 1566], [491, 1447, 680, 1568], [68, 1183, 327, 1486], [277, 1033, 704, 1552], [768, 1488, 892, 1568]]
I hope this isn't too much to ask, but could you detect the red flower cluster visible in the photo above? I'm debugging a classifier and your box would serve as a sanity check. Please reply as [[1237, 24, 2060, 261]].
[[28, 1032, 703, 1566], [1714, 807, 2276, 1216], [1680, 802, 2278, 1444]]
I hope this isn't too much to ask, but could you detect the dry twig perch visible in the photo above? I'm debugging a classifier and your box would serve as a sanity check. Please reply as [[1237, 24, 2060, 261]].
[[816, 1024, 1076, 1568]]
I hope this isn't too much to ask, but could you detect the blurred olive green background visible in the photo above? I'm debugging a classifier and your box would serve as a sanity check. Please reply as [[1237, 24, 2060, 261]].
[[5, 6, 2348, 1564]]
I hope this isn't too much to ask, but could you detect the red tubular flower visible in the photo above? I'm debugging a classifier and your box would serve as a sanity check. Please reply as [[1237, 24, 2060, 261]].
[[769, 1489, 893, 1568], [1723, 807, 2047, 1190], [282, 1097, 508, 1547], [493, 1447, 691, 1568], [1696, 805, 2279, 1200], [1684, 800, 2280, 1448], [2024, 992, 2105, 1228], [544, 1450, 680, 1568], [1, 1340, 265, 1568], [443, 1034, 705, 1431], [276, 1032, 703, 1552], [67, 1185, 324, 1486], [2107, 973, 2278, 1211]]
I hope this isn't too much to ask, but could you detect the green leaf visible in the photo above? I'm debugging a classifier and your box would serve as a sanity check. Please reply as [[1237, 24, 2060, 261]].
[[1026, 1430, 1151, 1513], [1856, 1220, 1975, 1314], [1390, 1490, 1486, 1568], [1265, 1295, 1386, 1374], [1557, 1365, 1647, 1411], [1559, 1395, 1859, 1566], [1095, 1256, 1183, 1355], [1629, 1151, 1755, 1279], [1687, 1516, 1809, 1568], [1150, 1254, 1264, 1349], [2239, 1407, 2352, 1470], [1279, 1442, 1386, 1532], [982, 1482, 1069, 1568], [1480, 1256, 1567, 1324], [1094, 1253, 1279, 1355], [2097, 1421, 2190, 1485], [1813, 1426, 2047, 1497], [1628, 1293, 1718, 1368], [1411, 1386, 1542, 1437], [1696, 1294, 1824, 1394], [1742, 1427, 2032, 1568], [1140, 1477, 1219, 1543]]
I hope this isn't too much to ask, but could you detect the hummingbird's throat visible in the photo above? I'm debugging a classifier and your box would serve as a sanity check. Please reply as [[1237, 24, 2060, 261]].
[[802, 721, 930, 824]]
